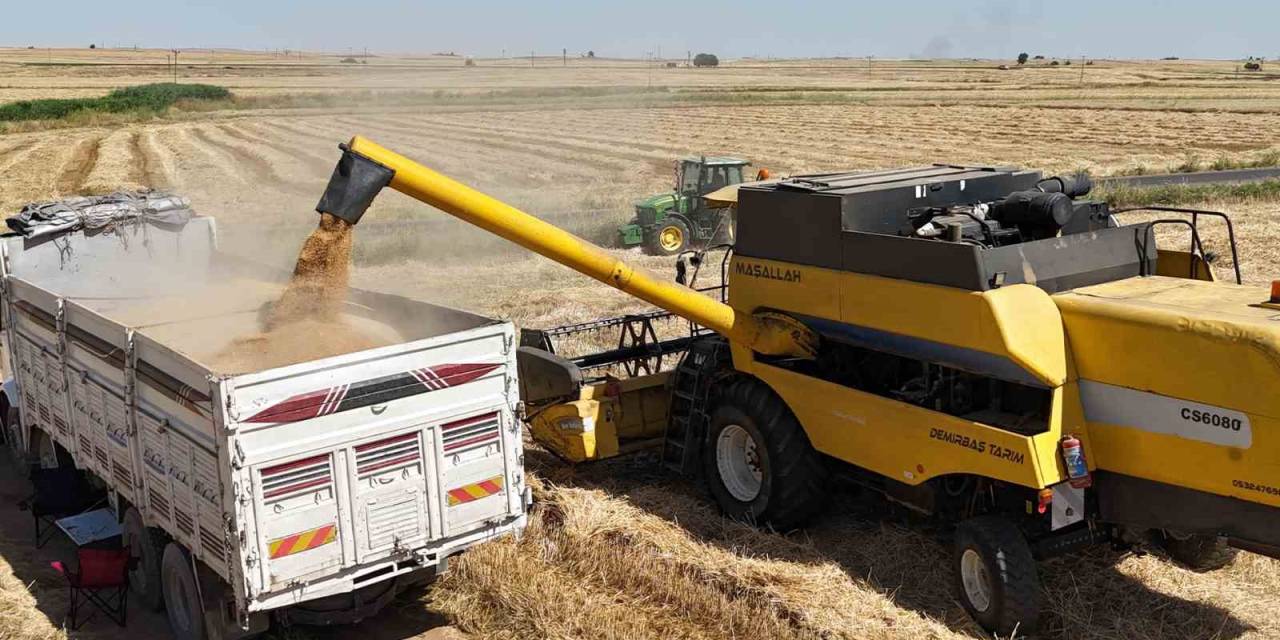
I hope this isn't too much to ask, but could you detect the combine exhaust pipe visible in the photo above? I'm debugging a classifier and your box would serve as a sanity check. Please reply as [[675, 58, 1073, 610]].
[[317, 136, 816, 359]]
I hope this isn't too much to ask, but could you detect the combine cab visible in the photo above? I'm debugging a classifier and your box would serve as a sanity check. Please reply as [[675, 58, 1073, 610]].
[[617, 156, 750, 255]]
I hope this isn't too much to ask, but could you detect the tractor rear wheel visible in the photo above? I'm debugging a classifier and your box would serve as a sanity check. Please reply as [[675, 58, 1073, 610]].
[[646, 218, 690, 256], [953, 516, 1042, 636], [703, 378, 828, 529]]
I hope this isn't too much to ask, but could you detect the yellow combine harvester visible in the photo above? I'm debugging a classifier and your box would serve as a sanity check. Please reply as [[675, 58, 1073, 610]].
[[317, 137, 1280, 636]]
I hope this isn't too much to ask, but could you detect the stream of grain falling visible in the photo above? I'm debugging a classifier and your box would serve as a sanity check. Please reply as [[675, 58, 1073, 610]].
[[209, 213, 388, 372]]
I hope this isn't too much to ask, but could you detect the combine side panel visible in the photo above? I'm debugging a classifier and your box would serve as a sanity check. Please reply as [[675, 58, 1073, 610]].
[[1055, 276, 1280, 510]]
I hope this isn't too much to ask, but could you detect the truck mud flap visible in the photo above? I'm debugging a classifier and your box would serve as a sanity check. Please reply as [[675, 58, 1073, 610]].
[[1095, 471, 1280, 557]]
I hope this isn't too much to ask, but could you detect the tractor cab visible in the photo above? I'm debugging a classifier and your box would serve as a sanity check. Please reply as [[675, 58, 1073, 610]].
[[617, 156, 750, 255], [678, 156, 748, 199]]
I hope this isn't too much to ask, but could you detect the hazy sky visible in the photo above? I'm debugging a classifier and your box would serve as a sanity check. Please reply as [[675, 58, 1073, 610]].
[[2, 0, 1275, 60]]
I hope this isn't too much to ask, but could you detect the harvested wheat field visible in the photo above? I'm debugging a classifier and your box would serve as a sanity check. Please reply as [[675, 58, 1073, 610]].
[[2, 51, 1280, 640]]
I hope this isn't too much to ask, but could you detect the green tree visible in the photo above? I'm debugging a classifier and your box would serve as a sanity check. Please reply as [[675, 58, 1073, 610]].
[[693, 53, 719, 67], [1017, 52, 1029, 65]]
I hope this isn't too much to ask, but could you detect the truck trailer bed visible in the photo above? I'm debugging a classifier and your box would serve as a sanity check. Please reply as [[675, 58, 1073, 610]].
[[1, 210, 527, 627]]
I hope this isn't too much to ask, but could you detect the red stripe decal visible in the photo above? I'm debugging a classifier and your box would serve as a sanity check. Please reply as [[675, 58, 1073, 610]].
[[358, 453, 421, 474], [447, 488, 477, 504], [442, 412, 499, 432], [270, 532, 304, 558], [476, 479, 502, 493], [354, 432, 418, 452], [244, 389, 331, 423], [432, 363, 500, 387], [261, 454, 329, 476], [443, 432, 499, 452], [243, 363, 500, 424], [264, 477, 330, 499]]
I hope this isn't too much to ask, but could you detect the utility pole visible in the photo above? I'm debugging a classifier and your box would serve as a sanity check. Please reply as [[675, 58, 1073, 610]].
[[563, 48, 567, 66], [531, 50, 535, 67], [1079, 56, 1085, 84], [171, 49, 180, 83]]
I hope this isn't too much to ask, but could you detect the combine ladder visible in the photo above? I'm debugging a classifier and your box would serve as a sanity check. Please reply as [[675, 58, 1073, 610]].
[[660, 339, 727, 475]]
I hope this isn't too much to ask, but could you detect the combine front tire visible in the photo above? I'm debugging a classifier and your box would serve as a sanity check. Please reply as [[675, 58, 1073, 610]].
[[646, 218, 690, 256], [953, 516, 1042, 636], [703, 379, 828, 530], [1159, 532, 1237, 572]]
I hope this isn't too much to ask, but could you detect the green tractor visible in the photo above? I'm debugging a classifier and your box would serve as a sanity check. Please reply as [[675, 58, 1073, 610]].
[[617, 155, 751, 255]]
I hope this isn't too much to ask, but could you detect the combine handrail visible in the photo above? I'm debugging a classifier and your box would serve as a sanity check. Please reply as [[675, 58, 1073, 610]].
[[1113, 205, 1242, 284]]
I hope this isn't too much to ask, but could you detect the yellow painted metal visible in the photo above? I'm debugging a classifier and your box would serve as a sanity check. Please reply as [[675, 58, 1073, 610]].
[[529, 399, 616, 463], [527, 373, 671, 462], [658, 224, 684, 252], [728, 255, 1068, 387], [1055, 275, 1280, 505], [751, 362, 1070, 488], [346, 136, 814, 358], [1055, 276, 1280, 418], [1155, 249, 1216, 282]]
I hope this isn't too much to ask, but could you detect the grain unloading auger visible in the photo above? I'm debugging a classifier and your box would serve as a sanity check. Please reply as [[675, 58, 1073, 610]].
[[320, 137, 1280, 637], [319, 137, 816, 360]]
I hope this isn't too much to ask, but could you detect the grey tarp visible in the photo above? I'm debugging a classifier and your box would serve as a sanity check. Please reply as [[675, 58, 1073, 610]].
[[6, 190, 194, 242]]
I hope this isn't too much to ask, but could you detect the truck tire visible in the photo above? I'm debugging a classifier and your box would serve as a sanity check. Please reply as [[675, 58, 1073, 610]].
[[162, 543, 207, 640], [3, 406, 21, 461], [124, 507, 167, 611], [645, 218, 690, 256], [703, 378, 828, 529], [31, 428, 73, 469], [953, 516, 1041, 636], [1160, 532, 1237, 572]]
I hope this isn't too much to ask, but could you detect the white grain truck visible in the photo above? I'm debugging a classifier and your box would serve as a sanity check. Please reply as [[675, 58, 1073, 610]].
[[0, 193, 528, 639]]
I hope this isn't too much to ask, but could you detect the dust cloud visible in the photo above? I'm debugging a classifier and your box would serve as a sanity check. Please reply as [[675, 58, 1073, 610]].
[[207, 213, 396, 372]]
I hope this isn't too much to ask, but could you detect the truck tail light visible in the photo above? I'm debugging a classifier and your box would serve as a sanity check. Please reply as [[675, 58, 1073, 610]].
[[1037, 489, 1053, 514]]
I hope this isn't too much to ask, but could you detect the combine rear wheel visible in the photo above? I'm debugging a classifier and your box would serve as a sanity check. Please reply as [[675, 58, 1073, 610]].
[[646, 218, 690, 256], [1159, 532, 1237, 572], [703, 379, 828, 529], [953, 516, 1042, 636]]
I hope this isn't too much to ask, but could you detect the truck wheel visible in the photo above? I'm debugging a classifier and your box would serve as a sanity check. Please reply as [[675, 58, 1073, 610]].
[[124, 507, 167, 611], [953, 516, 1041, 636], [3, 406, 21, 461], [31, 429, 73, 470], [646, 218, 690, 256], [1159, 532, 1237, 572], [162, 543, 207, 640], [703, 379, 828, 529]]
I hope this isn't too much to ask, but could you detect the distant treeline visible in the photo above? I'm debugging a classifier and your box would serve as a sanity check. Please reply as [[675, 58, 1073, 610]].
[[0, 83, 230, 122]]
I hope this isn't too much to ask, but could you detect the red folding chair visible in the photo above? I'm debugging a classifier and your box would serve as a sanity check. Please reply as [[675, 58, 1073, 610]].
[[50, 548, 132, 629]]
